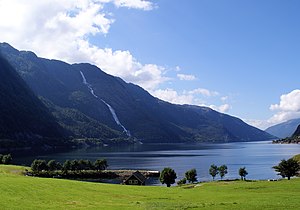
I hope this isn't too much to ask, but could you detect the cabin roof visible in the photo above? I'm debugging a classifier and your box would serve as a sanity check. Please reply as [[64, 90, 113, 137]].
[[125, 171, 146, 183]]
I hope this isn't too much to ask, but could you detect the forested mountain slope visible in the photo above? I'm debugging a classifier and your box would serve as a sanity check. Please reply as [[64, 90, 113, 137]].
[[0, 43, 274, 143]]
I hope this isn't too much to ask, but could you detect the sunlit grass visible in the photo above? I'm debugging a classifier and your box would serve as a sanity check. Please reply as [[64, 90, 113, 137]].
[[0, 164, 300, 209]]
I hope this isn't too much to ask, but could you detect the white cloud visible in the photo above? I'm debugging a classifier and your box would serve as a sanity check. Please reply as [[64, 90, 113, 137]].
[[188, 88, 219, 97], [210, 104, 230, 113], [221, 96, 228, 101], [113, 0, 154, 10], [243, 119, 271, 130], [0, 0, 232, 114], [175, 66, 181, 72], [268, 89, 300, 125], [0, 0, 165, 90], [151, 88, 194, 105], [177, 73, 197, 81], [268, 111, 300, 125], [76, 40, 169, 90], [270, 89, 300, 112], [151, 88, 230, 113], [246, 89, 300, 130]]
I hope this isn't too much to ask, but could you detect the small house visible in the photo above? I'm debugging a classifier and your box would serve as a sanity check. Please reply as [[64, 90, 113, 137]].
[[124, 171, 146, 185]]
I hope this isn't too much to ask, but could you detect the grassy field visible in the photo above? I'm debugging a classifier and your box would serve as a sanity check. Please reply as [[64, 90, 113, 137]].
[[0, 165, 300, 210]]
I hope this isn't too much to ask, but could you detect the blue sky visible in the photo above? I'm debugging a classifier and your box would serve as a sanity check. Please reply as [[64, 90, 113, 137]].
[[0, 0, 300, 129]]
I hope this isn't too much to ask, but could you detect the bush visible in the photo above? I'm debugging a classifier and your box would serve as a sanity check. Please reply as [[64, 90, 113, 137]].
[[177, 178, 187, 185]]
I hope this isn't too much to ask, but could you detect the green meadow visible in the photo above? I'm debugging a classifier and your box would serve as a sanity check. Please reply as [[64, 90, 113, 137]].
[[1, 165, 300, 210]]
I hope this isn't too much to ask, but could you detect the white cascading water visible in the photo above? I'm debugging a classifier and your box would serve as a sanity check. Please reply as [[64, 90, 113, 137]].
[[79, 71, 131, 137]]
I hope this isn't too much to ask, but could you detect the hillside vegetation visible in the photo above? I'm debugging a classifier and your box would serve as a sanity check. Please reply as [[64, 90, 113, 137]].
[[273, 125, 300, 144], [0, 165, 300, 210], [0, 43, 274, 144], [0, 55, 67, 149], [293, 154, 300, 163]]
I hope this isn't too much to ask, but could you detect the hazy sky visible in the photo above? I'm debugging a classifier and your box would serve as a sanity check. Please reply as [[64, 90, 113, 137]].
[[0, 0, 300, 129]]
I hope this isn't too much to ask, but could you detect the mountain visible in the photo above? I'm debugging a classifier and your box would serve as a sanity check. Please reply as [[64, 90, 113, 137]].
[[292, 124, 300, 137], [0, 43, 275, 143], [265, 118, 300, 138], [272, 124, 300, 144], [0, 43, 126, 144], [40, 98, 122, 140], [0, 54, 68, 149]]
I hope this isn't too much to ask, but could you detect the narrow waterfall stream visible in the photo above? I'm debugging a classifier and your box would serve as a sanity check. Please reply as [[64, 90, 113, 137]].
[[79, 71, 131, 137]]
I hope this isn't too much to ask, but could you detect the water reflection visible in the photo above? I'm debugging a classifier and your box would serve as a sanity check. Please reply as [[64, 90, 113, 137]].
[[14, 141, 300, 184]]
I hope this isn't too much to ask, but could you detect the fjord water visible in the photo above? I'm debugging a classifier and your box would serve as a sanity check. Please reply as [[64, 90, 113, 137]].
[[15, 141, 299, 184]]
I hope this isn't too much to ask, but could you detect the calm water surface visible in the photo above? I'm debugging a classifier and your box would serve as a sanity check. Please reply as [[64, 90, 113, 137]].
[[14, 141, 300, 184]]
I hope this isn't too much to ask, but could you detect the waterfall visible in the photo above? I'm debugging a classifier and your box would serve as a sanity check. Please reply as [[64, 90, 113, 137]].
[[100, 99, 131, 136], [79, 71, 131, 137], [80, 71, 98, 99]]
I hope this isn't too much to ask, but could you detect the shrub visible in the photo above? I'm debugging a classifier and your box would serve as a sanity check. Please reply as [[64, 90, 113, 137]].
[[177, 178, 187, 185]]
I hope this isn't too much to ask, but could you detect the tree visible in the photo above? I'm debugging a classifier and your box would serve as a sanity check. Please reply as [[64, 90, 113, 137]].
[[63, 160, 72, 172], [273, 158, 300, 180], [2, 154, 12, 165], [185, 168, 197, 183], [94, 159, 108, 171], [78, 159, 93, 171], [31, 159, 48, 172], [218, 165, 228, 180], [160, 167, 177, 187], [239, 167, 248, 180], [70, 160, 80, 171], [0, 154, 3, 164], [47, 160, 62, 171], [209, 164, 218, 180], [85, 160, 93, 170]]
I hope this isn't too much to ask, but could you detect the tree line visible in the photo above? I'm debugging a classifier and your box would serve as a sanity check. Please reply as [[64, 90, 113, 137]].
[[31, 158, 108, 173], [160, 164, 248, 187], [3, 153, 298, 185], [160, 158, 300, 187]]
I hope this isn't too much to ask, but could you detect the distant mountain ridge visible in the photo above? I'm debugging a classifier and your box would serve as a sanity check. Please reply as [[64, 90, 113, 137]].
[[292, 124, 300, 137], [265, 118, 300, 138], [272, 122, 300, 144], [0, 43, 275, 143]]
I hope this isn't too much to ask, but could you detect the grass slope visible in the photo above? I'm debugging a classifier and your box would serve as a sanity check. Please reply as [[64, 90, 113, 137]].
[[293, 154, 300, 162], [1, 165, 300, 210]]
